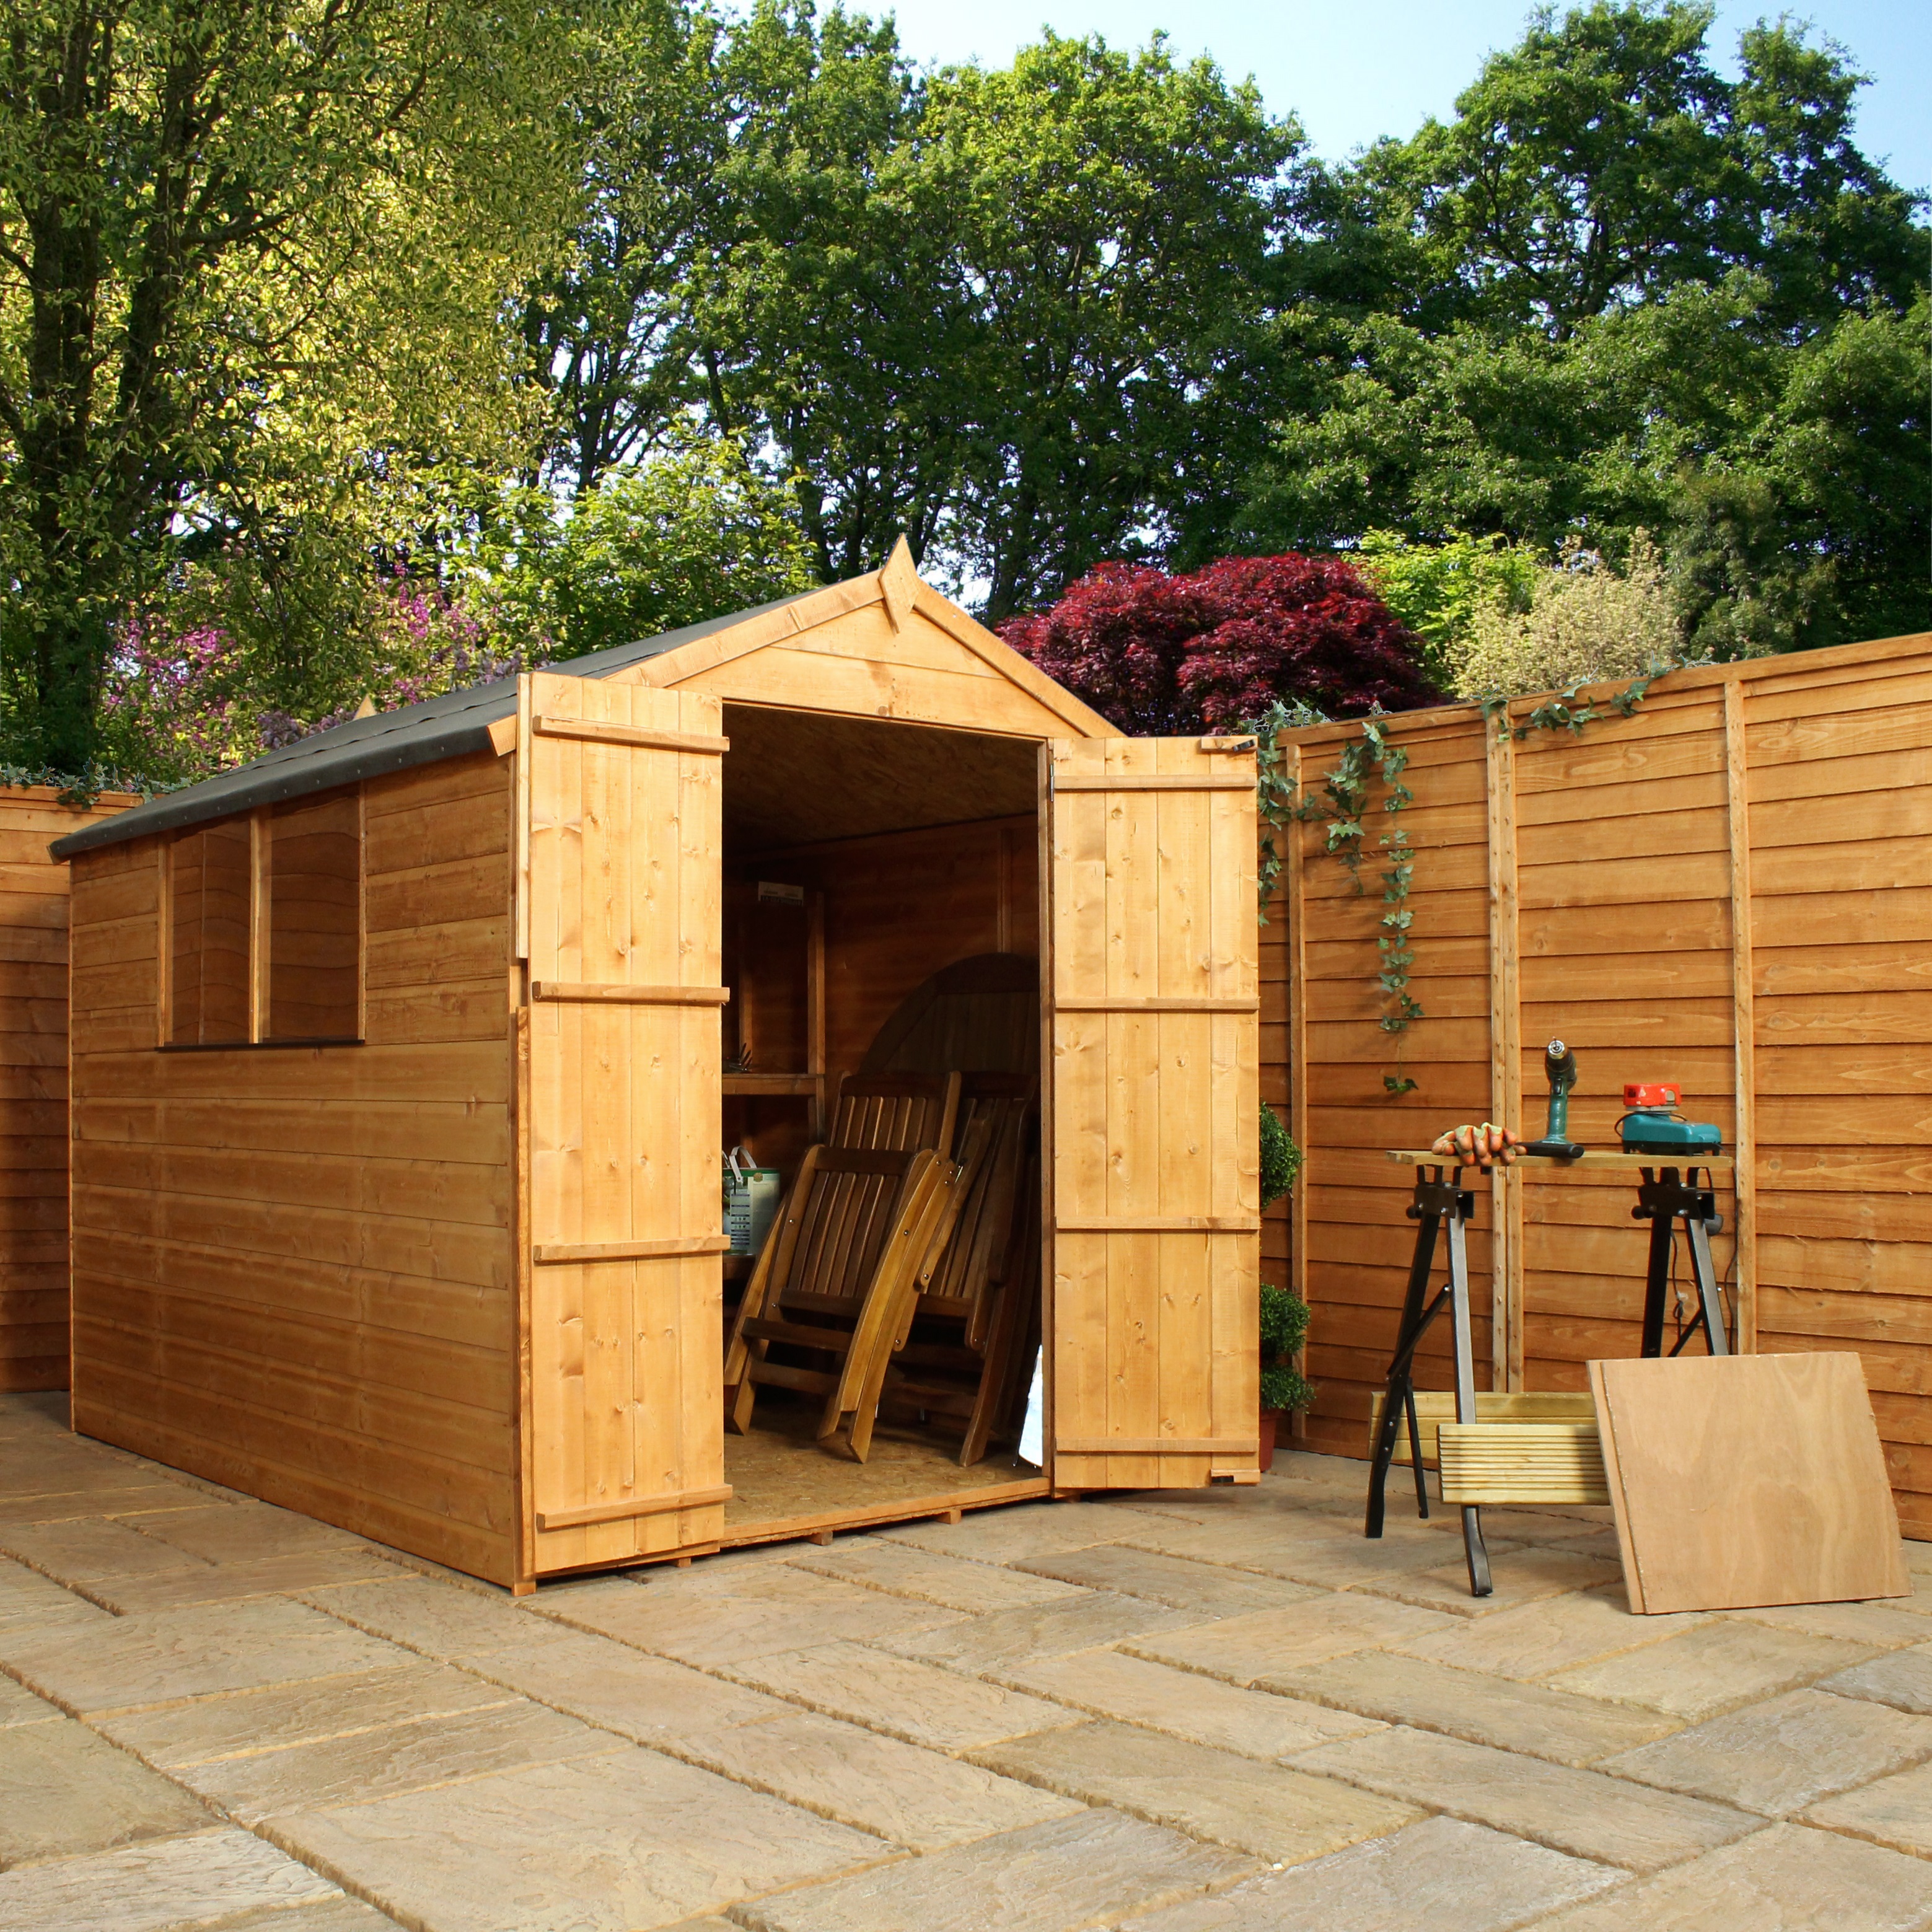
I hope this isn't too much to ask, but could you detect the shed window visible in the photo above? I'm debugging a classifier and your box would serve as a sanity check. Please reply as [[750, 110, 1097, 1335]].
[[166, 789, 362, 1048], [169, 821, 253, 1045], [268, 793, 361, 1041]]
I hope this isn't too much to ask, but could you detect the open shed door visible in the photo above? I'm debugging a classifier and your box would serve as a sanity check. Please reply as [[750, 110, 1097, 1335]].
[[519, 670, 728, 1574], [1042, 736, 1261, 1489]]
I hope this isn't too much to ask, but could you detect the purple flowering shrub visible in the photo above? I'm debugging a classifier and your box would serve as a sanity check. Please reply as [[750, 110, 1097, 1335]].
[[100, 573, 529, 781]]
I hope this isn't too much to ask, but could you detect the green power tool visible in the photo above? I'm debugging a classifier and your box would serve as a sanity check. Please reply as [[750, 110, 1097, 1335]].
[[1522, 1038, 1584, 1160]]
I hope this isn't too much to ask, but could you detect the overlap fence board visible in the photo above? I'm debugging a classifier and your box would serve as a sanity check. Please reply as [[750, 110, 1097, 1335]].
[[1271, 633, 1932, 1536], [1, 786, 139, 1392]]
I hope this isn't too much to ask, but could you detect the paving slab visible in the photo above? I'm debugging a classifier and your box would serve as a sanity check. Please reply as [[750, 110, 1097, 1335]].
[[1394, 1586, 1703, 1682], [723, 1640, 1083, 1751], [87, 1547, 405, 1614], [0, 1481, 198, 1526], [265, 1749, 890, 1931], [4, 1597, 406, 1715], [459, 1630, 786, 1740], [875, 1501, 1161, 1565], [1297, 1725, 1759, 1874], [1729, 1600, 1932, 1649], [1012, 1545, 1330, 1616], [1822, 1644, 1932, 1716], [880, 1591, 1200, 1671], [95, 1659, 519, 1767], [786, 1540, 1089, 1612], [545, 1572, 961, 1668], [0, 1515, 212, 1584], [1357, 1545, 1623, 1620], [1113, 1814, 1622, 1932], [299, 1575, 560, 1659], [215, 1899, 408, 1931], [172, 1698, 627, 1824], [1802, 1759, 1932, 1858], [0, 1670, 60, 1729], [0, 1556, 115, 1650], [1520, 1820, 1932, 1931], [1599, 1687, 1932, 1818], [0, 1717, 214, 1866], [1545, 1618, 1880, 1721], [996, 1648, 1387, 1760], [120, 1502, 376, 1563], [1122, 1594, 1454, 1686], [678, 1706, 1081, 1850], [0, 1827, 348, 1932], [1264, 1649, 1680, 1767], [973, 1718, 1421, 1865], [1115, 1520, 1512, 1592], [730, 1806, 1259, 1932]]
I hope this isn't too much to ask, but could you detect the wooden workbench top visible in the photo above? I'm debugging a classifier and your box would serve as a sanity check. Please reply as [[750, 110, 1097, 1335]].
[[1385, 1148, 1735, 1173]]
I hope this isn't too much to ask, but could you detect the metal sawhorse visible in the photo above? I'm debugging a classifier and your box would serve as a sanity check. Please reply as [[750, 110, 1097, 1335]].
[[1365, 1149, 1734, 1596]]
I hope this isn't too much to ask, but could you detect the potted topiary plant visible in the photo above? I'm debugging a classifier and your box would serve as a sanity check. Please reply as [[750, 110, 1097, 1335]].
[[1258, 1283, 1314, 1472], [1258, 1102, 1312, 1472]]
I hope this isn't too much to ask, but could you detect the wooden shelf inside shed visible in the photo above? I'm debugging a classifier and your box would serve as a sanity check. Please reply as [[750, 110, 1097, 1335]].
[[723, 1073, 825, 1097]]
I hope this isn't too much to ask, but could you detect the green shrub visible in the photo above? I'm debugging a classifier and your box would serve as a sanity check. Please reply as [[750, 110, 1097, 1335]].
[[1260, 1283, 1314, 1414], [1260, 1102, 1301, 1210]]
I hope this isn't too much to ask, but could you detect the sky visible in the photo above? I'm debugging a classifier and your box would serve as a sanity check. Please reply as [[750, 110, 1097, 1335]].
[[873, 0, 1932, 193]]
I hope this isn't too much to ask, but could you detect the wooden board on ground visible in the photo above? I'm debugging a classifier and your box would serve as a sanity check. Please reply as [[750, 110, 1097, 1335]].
[[1589, 1351, 1909, 1614]]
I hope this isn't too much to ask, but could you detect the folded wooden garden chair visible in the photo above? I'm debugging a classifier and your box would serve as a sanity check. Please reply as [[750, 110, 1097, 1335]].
[[881, 1075, 1039, 1464], [830, 1072, 961, 1154], [722, 1141, 960, 1462]]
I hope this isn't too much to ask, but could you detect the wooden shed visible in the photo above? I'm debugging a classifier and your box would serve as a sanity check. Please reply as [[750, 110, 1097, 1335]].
[[1265, 631, 1932, 1537], [55, 543, 1262, 1591], [2, 784, 138, 1393]]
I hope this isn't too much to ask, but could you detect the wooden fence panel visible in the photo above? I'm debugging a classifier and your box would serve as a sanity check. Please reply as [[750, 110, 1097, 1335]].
[[1, 787, 139, 1392], [1272, 633, 1932, 1535]]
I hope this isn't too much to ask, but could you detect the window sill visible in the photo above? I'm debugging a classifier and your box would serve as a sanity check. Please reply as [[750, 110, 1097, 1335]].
[[158, 1038, 367, 1053]]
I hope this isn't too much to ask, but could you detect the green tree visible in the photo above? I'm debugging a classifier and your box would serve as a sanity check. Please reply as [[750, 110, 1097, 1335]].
[[1239, 2, 1927, 651], [924, 34, 1295, 619], [517, 0, 732, 494], [0, 0, 566, 768], [462, 436, 814, 659]]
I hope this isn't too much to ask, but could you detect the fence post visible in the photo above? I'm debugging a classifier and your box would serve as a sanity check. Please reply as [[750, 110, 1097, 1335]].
[[1724, 678, 1758, 1354], [1486, 713, 1523, 1391]]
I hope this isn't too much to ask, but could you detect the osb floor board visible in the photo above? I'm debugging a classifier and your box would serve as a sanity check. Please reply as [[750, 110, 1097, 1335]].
[[1591, 1352, 1911, 1615], [5, 1396, 1932, 1932], [723, 1394, 1042, 1543]]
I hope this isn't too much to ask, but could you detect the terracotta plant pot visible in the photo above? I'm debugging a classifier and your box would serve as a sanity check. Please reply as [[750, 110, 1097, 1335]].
[[1258, 1408, 1283, 1474]]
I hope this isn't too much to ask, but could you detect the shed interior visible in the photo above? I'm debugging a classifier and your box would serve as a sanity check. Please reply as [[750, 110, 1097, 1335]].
[[709, 706, 1050, 1539]]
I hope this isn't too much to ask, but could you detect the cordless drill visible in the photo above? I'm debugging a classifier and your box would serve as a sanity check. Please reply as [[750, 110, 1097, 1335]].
[[1522, 1038, 1584, 1160]]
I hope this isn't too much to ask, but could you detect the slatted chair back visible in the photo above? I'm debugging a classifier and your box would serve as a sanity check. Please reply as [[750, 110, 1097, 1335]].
[[921, 1076, 1035, 1340], [772, 1145, 928, 1318], [830, 1072, 961, 1154]]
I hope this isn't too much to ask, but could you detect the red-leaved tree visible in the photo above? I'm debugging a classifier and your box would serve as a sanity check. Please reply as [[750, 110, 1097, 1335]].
[[998, 554, 1436, 733]]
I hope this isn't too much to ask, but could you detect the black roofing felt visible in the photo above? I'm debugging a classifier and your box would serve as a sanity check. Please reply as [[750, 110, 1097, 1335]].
[[48, 587, 819, 860]]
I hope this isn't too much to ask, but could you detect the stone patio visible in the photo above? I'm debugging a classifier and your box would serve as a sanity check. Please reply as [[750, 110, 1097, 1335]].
[[3, 1391, 1931, 1932]]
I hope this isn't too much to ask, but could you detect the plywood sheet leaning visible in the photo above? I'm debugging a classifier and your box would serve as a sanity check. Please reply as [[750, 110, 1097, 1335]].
[[1589, 1351, 1909, 1614]]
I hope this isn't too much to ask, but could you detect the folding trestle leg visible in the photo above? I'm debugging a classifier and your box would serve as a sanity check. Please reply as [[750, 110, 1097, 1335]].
[[1635, 1166, 1730, 1359], [1364, 1164, 1491, 1597]]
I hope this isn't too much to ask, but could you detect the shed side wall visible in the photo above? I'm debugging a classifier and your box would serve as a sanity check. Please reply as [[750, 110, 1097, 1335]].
[[1, 787, 138, 1391], [68, 750, 518, 1581]]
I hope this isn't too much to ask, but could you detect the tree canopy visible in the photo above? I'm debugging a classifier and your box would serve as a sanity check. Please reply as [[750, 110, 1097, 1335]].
[[0, 0, 1922, 774]]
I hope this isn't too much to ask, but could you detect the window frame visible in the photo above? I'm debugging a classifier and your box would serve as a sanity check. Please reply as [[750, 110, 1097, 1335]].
[[158, 789, 366, 1052]]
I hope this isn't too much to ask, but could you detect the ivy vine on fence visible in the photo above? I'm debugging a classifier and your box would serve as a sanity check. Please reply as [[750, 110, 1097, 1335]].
[[1252, 659, 1672, 1100]]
